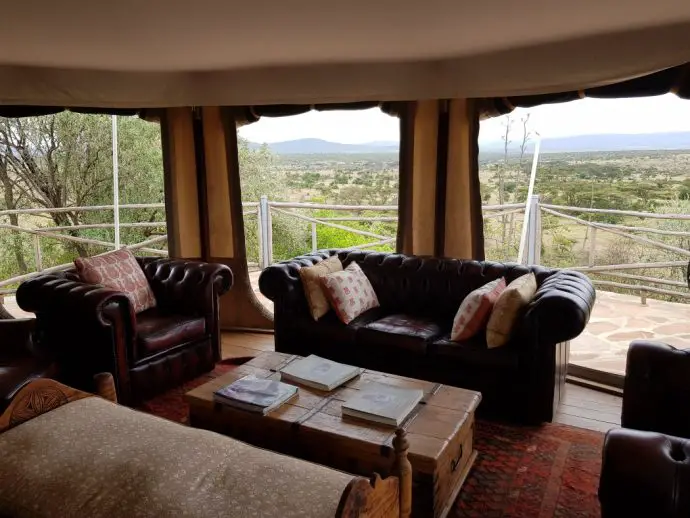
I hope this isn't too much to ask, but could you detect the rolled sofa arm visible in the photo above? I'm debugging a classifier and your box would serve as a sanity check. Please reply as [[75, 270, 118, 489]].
[[599, 428, 690, 518], [622, 341, 690, 437], [521, 270, 595, 347], [138, 258, 233, 316], [17, 275, 133, 328], [258, 251, 336, 312]]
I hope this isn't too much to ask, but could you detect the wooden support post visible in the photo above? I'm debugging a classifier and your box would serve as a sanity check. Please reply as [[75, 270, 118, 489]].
[[93, 373, 118, 403], [525, 195, 541, 265], [33, 234, 43, 271], [392, 429, 412, 518], [588, 227, 597, 267], [259, 196, 271, 268], [311, 222, 317, 252]]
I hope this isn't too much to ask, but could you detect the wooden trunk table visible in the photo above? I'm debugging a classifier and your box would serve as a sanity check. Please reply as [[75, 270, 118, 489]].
[[186, 352, 482, 518]]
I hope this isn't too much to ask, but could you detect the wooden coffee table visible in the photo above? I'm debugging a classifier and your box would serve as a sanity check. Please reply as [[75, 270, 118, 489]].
[[186, 352, 481, 518]]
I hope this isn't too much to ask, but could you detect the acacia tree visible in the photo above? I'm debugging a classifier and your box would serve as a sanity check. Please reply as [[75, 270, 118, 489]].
[[0, 114, 113, 256]]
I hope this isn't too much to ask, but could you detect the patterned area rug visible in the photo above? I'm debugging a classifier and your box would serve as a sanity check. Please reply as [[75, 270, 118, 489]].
[[138, 363, 603, 518]]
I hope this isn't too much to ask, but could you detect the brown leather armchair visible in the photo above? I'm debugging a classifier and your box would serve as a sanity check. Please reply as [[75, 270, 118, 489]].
[[16, 258, 233, 405], [0, 318, 58, 411], [599, 341, 690, 518]]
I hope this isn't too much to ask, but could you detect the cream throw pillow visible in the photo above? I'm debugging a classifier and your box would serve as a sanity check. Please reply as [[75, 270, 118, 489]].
[[300, 256, 343, 320], [486, 272, 537, 348]]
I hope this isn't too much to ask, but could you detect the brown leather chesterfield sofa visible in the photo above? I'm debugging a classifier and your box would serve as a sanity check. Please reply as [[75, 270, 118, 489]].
[[599, 341, 690, 518], [259, 250, 595, 423], [16, 258, 233, 405], [0, 318, 58, 411]]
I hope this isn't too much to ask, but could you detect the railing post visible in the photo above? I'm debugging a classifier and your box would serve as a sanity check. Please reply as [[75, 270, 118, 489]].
[[257, 205, 265, 269], [258, 196, 272, 268], [311, 222, 317, 252], [588, 227, 597, 266], [525, 194, 541, 265], [33, 234, 43, 271]]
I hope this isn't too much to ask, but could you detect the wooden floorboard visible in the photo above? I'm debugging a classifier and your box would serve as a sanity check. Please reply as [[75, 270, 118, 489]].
[[219, 331, 623, 433]]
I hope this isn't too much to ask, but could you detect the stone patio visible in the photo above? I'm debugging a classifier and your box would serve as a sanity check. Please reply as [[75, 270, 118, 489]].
[[570, 291, 690, 375], [4, 277, 688, 377]]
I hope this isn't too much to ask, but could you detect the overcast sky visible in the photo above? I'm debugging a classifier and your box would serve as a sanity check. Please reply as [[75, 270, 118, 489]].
[[238, 94, 690, 144]]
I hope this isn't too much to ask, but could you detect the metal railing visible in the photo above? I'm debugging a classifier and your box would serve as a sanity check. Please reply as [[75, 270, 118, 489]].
[[1, 197, 688, 304]]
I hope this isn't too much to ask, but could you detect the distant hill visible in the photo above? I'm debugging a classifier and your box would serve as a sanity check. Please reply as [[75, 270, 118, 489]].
[[248, 138, 398, 154], [248, 132, 690, 155], [483, 131, 690, 154]]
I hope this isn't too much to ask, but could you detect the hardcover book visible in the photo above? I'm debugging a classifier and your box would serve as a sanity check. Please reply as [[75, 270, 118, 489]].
[[213, 375, 297, 415], [280, 354, 363, 391], [342, 382, 424, 426]]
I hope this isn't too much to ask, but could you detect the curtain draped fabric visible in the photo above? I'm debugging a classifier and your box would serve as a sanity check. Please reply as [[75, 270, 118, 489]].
[[397, 99, 484, 260], [480, 62, 690, 118]]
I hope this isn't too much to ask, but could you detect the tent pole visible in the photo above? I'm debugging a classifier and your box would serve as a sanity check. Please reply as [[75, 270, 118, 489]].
[[517, 136, 541, 264], [112, 115, 120, 249]]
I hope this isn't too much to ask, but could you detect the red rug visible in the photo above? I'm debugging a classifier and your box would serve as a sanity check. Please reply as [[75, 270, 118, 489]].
[[138, 363, 603, 518]]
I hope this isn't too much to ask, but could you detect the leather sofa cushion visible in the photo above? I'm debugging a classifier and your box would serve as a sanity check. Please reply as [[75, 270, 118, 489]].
[[359, 314, 444, 354], [136, 310, 206, 357], [430, 335, 520, 370]]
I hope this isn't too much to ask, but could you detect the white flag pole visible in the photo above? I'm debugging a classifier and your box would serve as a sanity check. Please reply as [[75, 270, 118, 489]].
[[517, 135, 541, 264], [112, 115, 120, 249]]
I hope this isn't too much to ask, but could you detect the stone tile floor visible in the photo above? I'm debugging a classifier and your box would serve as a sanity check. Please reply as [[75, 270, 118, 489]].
[[4, 278, 688, 376], [570, 291, 690, 375]]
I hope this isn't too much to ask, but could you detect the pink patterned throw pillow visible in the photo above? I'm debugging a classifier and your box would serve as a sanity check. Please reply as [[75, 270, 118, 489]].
[[321, 262, 380, 324], [450, 277, 507, 341], [74, 249, 157, 314]]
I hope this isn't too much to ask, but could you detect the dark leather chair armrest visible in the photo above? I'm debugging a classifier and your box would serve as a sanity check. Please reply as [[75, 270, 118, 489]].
[[16, 275, 134, 350], [0, 318, 35, 357], [138, 259, 233, 317], [599, 428, 690, 518], [622, 341, 690, 438], [258, 252, 334, 313], [521, 270, 595, 348]]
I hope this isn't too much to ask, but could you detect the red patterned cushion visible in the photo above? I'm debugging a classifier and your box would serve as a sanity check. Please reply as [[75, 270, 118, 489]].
[[74, 249, 157, 314], [321, 262, 380, 324], [450, 277, 506, 341]]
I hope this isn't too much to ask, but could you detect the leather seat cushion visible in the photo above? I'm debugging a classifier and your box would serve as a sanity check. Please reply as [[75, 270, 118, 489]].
[[359, 314, 444, 353], [136, 310, 206, 357], [431, 335, 520, 370]]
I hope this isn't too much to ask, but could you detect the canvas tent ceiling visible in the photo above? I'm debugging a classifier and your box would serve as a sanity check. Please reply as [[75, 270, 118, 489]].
[[1, 0, 690, 106]]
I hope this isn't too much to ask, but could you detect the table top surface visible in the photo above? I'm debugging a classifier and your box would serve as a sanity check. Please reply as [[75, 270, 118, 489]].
[[186, 351, 482, 462]]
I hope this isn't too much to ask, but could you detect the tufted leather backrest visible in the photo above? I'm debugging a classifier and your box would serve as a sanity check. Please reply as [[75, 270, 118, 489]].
[[333, 250, 555, 323]]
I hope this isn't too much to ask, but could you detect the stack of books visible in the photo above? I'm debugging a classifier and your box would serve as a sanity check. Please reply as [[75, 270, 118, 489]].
[[280, 354, 363, 391], [213, 375, 297, 415], [342, 382, 424, 427]]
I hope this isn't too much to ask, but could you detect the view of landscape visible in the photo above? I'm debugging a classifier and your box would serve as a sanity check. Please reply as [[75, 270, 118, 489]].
[[1, 98, 688, 375]]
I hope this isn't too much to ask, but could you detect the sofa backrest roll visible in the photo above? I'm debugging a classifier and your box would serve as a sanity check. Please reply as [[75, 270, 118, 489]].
[[335, 250, 555, 324]]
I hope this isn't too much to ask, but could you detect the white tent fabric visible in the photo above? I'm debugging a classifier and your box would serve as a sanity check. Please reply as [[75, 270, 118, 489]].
[[1, 0, 690, 106]]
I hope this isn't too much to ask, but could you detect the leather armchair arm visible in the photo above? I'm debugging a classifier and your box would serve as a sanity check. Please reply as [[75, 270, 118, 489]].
[[622, 341, 690, 438], [599, 428, 690, 518], [138, 259, 233, 318], [258, 251, 335, 315], [0, 318, 35, 358], [15, 275, 135, 388], [520, 270, 595, 348], [16, 275, 133, 329]]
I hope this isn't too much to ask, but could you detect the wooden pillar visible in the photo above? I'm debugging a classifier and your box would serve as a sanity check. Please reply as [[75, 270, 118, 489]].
[[161, 107, 272, 330], [161, 108, 202, 259]]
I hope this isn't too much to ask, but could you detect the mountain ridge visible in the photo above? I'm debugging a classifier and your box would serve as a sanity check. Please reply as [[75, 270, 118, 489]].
[[247, 132, 690, 154]]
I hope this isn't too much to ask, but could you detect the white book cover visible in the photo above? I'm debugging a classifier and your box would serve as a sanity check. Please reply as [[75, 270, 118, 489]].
[[342, 382, 424, 426], [280, 355, 363, 391]]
